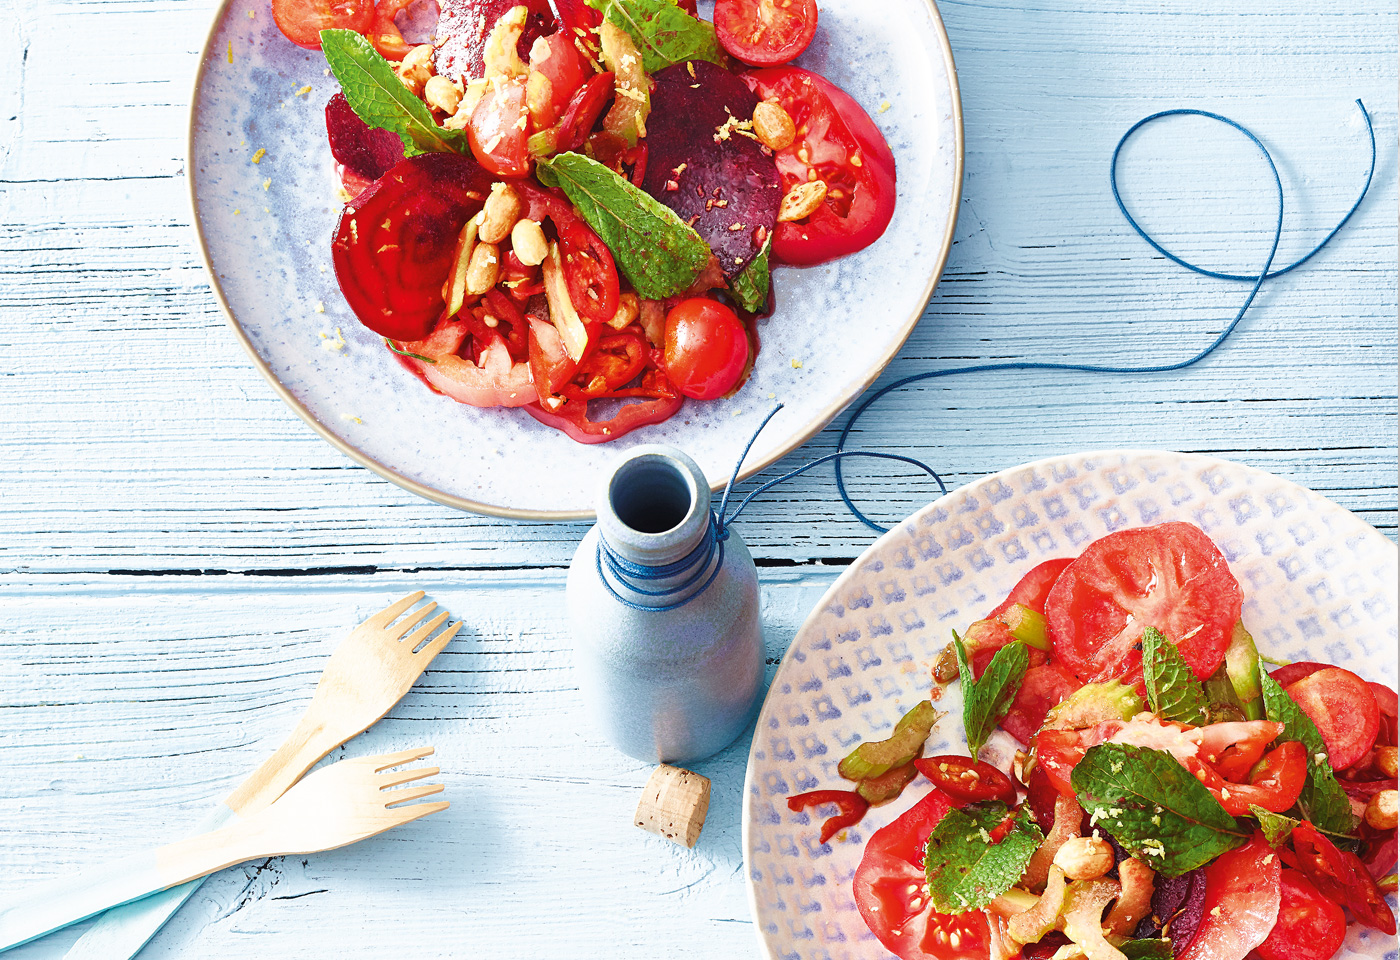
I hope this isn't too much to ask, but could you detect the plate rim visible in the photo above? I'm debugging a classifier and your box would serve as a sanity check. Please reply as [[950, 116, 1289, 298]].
[[184, 0, 966, 521], [740, 447, 1398, 960]]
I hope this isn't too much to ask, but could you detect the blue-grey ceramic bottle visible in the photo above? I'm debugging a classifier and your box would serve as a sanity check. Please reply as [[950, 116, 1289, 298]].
[[566, 445, 763, 764]]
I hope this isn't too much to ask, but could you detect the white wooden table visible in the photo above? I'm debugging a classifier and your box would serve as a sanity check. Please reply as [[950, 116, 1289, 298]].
[[1, 1, 1395, 957]]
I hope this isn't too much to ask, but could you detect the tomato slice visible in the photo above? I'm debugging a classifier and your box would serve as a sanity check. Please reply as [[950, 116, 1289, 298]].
[[991, 557, 1075, 619], [1179, 832, 1282, 960], [1265, 661, 1329, 688], [1256, 868, 1348, 960], [271, 0, 374, 48], [1045, 522, 1243, 686], [852, 789, 994, 960], [469, 75, 532, 178], [1284, 667, 1381, 770], [1290, 821, 1396, 933], [913, 755, 1016, 806], [742, 67, 896, 265], [1001, 662, 1080, 745], [714, 0, 818, 66]]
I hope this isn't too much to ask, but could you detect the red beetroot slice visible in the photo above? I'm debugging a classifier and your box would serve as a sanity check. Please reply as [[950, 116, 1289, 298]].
[[331, 152, 495, 341], [641, 60, 781, 280], [434, 0, 556, 82], [326, 93, 405, 185]]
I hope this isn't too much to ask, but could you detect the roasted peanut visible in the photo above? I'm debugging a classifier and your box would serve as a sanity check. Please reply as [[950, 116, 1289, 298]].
[[445, 79, 489, 130], [1052, 836, 1115, 881], [510, 218, 549, 266], [424, 76, 463, 115], [753, 100, 796, 150], [397, 44, 436, 95], [606, 291, 640, 330], [479, 183, 524, 243], [465, 241, 501, 296], [1376, 745, 1398, 779], [777, 179, 827, 223], [1365, 789, 1398, 831]]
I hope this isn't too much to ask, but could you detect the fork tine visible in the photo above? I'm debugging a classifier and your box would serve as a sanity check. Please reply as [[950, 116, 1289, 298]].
[[384, 783, 445, 807], [403, 611, 451, 652], [385, 601, 438, 641], [365, 591, 426, 629], [389, 799, 450, 826], [379, 764, 440, 788], [415, 620, 462, 660], [369, 746, 436, 772]]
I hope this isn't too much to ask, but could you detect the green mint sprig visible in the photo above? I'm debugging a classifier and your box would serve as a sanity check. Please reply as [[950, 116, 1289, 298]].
[[923, 802, 1043, 914], [1260, 671, 1356, 836], [1142, 625, 1208, 725], [730, 236, 771, 313], [585, 0, 725, 73], [954, 632, 1029, 757]]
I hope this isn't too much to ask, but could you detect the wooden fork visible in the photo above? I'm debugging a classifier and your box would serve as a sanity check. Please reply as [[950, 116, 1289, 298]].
[[0, 748, 447, 953], [62, 592, 460, 960]]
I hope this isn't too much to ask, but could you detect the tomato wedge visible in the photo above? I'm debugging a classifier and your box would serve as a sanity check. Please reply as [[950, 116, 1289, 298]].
[[1256, 868, 1348, 960], [1001, 662, 1079, 745], [367, 0, 416, 60], [1179, 832, 1282, 960], [852, 789, 994, 960], [714, 0, 818, 66], [271, 0, 374, 48], [1284, 667, 1381, 770], [1045, 522, 1243, 686], [742, 67, 896, 265], [469, 75, 532, 177], [1288, 821, 1396, 934], [913, 755, 1016, 806]]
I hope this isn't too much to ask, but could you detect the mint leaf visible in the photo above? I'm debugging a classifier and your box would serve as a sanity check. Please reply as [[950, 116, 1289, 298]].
[[535, 152, 711, 298], [1120, 940, 1173, 960], [321, 29, 469, 158], [729, 236, 770, 313], [924, 802, 1043, 913], [954, 633, 1028, 757], [1250, 805, 1299, 847], [586, 0, 725, 73], [1142, 625, 1208, 725], [1260, 671, 1356, 836], [1071, 743, 1248, 876]]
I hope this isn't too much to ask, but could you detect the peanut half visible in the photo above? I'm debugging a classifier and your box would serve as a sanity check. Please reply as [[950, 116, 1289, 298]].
[[752, 100, 796, 150], [777, 179, 827, 223]]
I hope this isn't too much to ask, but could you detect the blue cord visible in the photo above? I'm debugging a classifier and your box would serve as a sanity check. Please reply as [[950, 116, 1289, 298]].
[[595, 100, 1378, 609]]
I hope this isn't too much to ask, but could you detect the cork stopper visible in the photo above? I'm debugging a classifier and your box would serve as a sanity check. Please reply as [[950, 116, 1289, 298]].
[[634, 764, 711, 848]]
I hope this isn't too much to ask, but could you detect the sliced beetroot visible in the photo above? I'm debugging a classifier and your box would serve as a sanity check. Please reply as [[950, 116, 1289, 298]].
[[641, 59, 781, 279], [1135, 866, 1208, 947], [331, 152, 495, 341], [326, 93, 405, 185], [433, 0, 556, 82]]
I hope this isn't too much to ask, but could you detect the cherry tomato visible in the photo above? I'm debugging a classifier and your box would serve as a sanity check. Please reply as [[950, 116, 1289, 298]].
[[366, 0, 416, 60], [469, 75, 531, 178], [557, 219, 620, 325], [715, 0, 818, 66], [662, 298, 750, 400], [1179, 833, 1282, 960], [1001, 662, 1079, 745], [852, 789, 994, 960], [1256, 868, 1348, 960], [1289, 821, 1396, 934], [1045, 522, 1243, 686], [271, 0, 374, 48], [743, 67, 896, 265], [1285, 666, 1382, 770], [526, 31, 587, 128], [913, 755, 1016, 806]]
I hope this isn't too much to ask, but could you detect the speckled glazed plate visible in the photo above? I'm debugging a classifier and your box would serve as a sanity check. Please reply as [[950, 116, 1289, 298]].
[[742, 450, 1399, 960], [188, 0, 962, 519]]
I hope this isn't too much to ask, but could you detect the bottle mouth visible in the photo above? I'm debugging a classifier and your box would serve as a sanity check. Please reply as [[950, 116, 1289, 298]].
[[608, 454, 697, 536]]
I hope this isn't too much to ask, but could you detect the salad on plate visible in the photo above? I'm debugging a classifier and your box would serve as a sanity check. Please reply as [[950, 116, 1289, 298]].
[[265, 0, 897, 442], [787, 521, 1397, 960]]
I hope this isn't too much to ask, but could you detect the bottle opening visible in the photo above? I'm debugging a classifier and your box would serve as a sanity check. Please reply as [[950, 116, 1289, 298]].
[[609, 456, 694, 535]]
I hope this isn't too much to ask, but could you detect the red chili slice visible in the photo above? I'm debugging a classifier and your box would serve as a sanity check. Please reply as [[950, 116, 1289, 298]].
[[1284, 667, 1381, 770], [786, 789, 869, 844], [562, 328, 648, 400], [524, 366, 684, 443], [556, 218, 619, 324], [332, 153, 494, 341], [913, 755, 1016, 806]]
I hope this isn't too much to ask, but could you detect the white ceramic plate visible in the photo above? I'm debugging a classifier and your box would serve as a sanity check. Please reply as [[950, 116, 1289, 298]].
[[188, 0, 962, 519], [742, 450, 1398, 960]]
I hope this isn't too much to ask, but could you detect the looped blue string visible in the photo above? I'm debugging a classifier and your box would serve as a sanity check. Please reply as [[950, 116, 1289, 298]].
[[596, 100, 1377, 610], [830, 100, 1375, 532]]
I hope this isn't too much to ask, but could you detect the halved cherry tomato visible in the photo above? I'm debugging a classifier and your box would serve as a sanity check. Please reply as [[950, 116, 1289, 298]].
[[469, 75, 532, 177], [557, 219, 620, 324], [1256, 868, 1348, 960], [1266, 661, 1329, 688], [526, 31, 587, 128], [1289, 821, 1396, 934], [1001, 662, 1079, 745], [786, 789, 868, 844], [1193, 741, 1306, 816], [663, 298, 749, 400], [743, 67, 896, 265], [715, 0, 818, 66], [1045, 522, 1243, 686], [913, 755, 1016, 806], [1285, 667, 1382, 770], [1179, 832, 1281, 960], [271, 0, 374, 48], [852, 789, 994, 960], [366, 0, 419, 60]]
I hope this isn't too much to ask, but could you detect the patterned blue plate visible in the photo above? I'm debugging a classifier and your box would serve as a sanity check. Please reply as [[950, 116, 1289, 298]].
[[742, 450, 1398, 960]]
